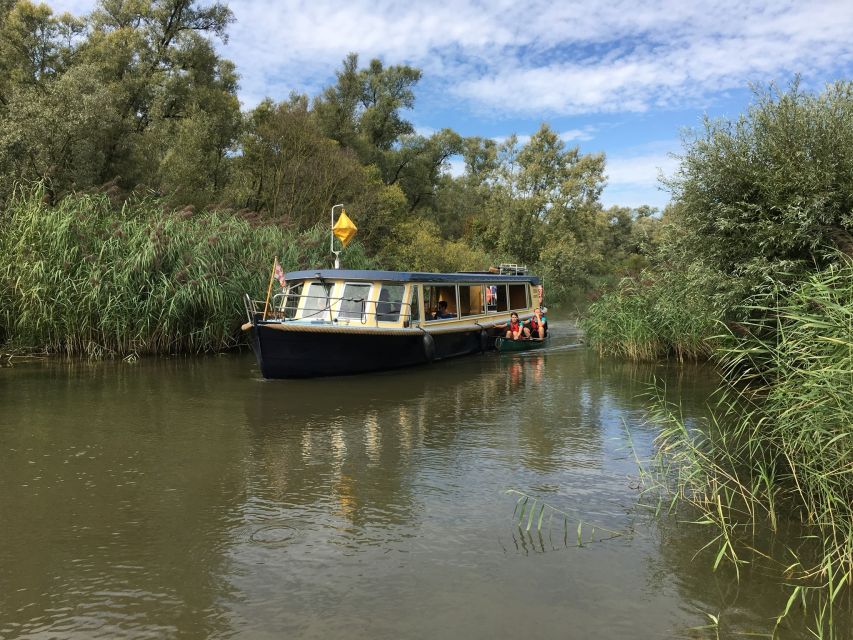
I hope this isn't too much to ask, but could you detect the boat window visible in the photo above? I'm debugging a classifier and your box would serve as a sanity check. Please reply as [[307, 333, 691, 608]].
[[339, 283, 372, 320], [302, 282, 332, 320], [377, 284, 405, 322], [280, 282, 302, 319], [459, 285, 484, 317], [508, 284, 528, 310], [486, 284, 508, 312], [424, 285, 458, 320]]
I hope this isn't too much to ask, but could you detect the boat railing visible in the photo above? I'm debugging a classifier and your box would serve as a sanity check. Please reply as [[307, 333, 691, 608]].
[[244, 292, 416, 327], [497, 263, 528, 275]]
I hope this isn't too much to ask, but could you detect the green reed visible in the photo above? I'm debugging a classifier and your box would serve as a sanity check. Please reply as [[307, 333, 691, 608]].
[[506, 489, 627, 546], [0, 184, 372, 357], [638, 261, 853, 638], [581, 274, 718, 361]]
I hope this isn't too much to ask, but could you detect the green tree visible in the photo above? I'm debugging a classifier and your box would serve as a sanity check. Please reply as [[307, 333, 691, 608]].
[[0, 62, 118, 198], [80, 0, 238, 190], [377, 219, 493, 272], [0, 0, 241, 203], [466, 124, 608, 293], [226, 96, 407, 249], [313, 53, 466, 217], [389, 128, 464, 213], [662, 80, 853, 308], [0, 0, 79, 102], [313, 53, 421, 168]]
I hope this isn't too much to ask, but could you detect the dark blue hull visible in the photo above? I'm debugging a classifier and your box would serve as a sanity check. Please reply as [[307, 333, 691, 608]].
[[248, 324, 488, 378]]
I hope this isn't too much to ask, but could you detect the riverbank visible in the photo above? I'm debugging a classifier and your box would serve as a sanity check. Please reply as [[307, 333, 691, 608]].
[[0, 187, 373, 358], [580, 82, 853, 638], [585, 264, 853, 637]]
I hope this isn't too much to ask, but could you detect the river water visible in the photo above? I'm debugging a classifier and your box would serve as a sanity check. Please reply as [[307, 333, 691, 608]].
[[0, 322, 836, 639]]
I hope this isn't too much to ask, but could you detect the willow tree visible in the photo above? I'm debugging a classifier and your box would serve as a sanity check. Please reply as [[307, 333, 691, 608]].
[[462, 124, 607, 294], [313, 53, 422, 169], [0, 0, 241, 205], [312, 54, 467, 217], [661, 80, 853, 309]]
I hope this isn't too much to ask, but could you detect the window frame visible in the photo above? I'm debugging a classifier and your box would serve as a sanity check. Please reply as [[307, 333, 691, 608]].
[[423, 283, 459, 321], [299, 281, 334, 320], [458, 284, 485, 317], [376, 282, 407, 323], [486, 284, 509, 313], [508, 283, 529, 311], [337, 281, 374, 322]]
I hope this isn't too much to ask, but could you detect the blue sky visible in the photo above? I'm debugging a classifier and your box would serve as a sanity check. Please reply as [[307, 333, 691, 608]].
[[49, 0, 853, 210]]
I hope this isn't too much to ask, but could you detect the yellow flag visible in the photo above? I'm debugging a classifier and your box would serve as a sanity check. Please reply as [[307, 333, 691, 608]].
[[333, 209, 357, 247]]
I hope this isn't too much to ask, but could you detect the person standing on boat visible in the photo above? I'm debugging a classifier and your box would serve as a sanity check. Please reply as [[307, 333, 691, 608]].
[[526, 307, 547, 339]]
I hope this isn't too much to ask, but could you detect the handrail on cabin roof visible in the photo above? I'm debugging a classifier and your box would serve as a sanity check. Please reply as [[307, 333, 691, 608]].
[[283, 269, 541, 285]]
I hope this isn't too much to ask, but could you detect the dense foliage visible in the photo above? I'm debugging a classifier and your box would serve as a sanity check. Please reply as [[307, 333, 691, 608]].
[[583, 82, 853, 635], [646, 263, 853, 637], [0, 0, 659, 304], [0, 185, 372, 355], [585, 81, 853, 358]]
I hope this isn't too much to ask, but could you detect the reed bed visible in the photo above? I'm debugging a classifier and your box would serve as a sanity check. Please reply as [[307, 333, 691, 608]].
[[581, 273, 718, 361], [640, 262, 853, 638], [0, 185, 372, 356]]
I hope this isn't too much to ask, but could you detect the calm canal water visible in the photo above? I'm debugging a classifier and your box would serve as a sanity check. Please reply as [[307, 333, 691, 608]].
[[0, 322, 833, 638]]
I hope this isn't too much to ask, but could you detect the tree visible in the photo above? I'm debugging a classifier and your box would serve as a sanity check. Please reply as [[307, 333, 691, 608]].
[[0, 0, 78, 103], [662, 80, 853, 302], [389, 128, 463, 213], [0, 63, 119, 198], [313, 53, 464, 215], [0, 0, 241, 204], [465, 124, 608, 292], [80, 0, 238, 188], [226, 96, 407, 248], [313, 53, 421, 168]]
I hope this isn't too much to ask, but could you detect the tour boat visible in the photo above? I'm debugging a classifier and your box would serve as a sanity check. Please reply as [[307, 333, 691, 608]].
[[242, 268, 543, 378]]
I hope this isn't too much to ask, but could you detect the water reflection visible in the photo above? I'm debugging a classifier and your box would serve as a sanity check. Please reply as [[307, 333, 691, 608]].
[[0, 325, 825, 639]]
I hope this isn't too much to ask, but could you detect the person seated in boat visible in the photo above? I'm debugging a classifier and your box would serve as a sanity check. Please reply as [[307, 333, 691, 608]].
[[526, 307, 547, 339], [431, 299, 454, 320], [497, 312, 526, 340]]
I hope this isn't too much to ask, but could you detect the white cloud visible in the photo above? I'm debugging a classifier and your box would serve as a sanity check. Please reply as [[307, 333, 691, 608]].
[[491, 133, 531, 146], [414, 125, 437, 137], [560, 127, 596, 142], [220, 0, 853, 114], [455, 1, 853, 114], [602, 143, 680, 208], [42, 0, 93, 14], [41, 0, 853, 115], [606, 152, 678, 187]]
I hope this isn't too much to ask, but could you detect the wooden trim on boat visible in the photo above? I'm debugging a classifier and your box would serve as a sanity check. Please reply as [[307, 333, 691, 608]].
[[242, 316, 526, 336]]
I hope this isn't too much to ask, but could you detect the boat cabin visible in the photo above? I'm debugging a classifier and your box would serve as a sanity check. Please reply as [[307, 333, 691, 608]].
[[260, 270, 539, 329]]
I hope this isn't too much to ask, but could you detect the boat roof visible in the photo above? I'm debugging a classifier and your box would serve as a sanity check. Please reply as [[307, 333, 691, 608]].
[[285, 269, 541, 285]]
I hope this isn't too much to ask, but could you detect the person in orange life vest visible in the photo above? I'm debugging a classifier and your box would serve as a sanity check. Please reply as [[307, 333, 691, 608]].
[[498, 312, 525, 340], [526, 307, 547, 339]]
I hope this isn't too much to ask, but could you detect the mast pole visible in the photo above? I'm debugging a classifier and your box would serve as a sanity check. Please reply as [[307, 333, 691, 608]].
[[330, 203, 343, 269]]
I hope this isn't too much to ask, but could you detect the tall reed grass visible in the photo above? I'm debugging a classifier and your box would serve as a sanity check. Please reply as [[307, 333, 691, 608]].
[[581, 272, 719, 361], [0, 185, 372, 356], [640, 261, 853, 638]]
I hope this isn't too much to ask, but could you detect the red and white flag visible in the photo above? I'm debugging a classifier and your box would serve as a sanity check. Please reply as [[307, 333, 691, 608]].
[[273, 259, 286, 289]]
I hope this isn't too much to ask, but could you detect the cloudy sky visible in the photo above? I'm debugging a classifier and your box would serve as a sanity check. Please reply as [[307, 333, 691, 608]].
[[48, 0, 853, 209]]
